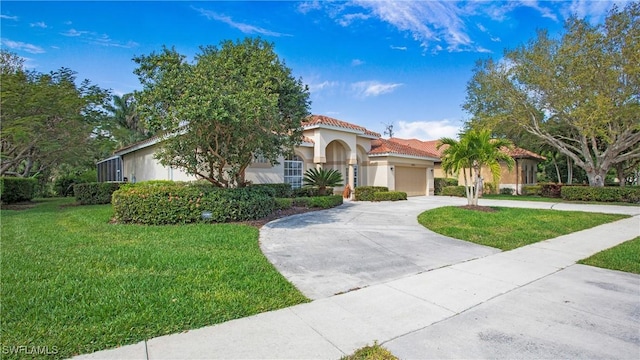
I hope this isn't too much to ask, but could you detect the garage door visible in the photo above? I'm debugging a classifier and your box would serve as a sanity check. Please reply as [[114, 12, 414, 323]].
[[395, 166, 426, 196]]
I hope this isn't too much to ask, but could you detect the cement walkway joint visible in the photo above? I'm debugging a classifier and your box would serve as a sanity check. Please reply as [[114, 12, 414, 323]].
[[73, 198, 640, 359]]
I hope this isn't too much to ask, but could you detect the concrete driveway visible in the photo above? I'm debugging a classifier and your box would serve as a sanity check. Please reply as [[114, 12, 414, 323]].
[[259, 196, 501, 299]]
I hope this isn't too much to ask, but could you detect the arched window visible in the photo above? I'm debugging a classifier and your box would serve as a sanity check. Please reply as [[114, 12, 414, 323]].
[[284, 155, 303, 189]]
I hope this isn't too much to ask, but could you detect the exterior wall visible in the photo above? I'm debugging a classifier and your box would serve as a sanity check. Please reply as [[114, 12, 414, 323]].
[[369, 156, 434, 196], [456, 159, 540, 194], [246, 157, 284, 184], [122, 144, 196, 183]]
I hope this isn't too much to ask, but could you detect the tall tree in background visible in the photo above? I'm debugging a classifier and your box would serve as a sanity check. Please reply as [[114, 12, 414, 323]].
[[0, 50, 110, 177], [105, 93, 151, 146], [133, 38, 310, 187], [463, 3, 639, 187]]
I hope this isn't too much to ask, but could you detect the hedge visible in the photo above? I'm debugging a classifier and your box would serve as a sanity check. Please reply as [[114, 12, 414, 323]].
[[292, 186, 334, 198], [112, 184, 276, 225], [540, 183, 563, 198], [354, 186, 389, 201], [561, 186, 640, 203], [291, 195, 343, 209], [522, 185, 542, 196], [251, 183, 292, 198], [74, 182, 124, 205], [441, 185, 467, 197], [373, 191, 407, 201], [434, 178, 458, 195], [0, 177, 38, 204]]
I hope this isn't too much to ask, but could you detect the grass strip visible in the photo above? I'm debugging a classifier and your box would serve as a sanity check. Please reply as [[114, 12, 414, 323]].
[[1, 198, 308, 359], [578, 237, 640, 274], [341, 342, 398, 360], [418, 206, 628, 251]]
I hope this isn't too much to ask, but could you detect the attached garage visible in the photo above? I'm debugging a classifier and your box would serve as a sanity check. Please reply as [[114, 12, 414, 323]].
[[395, 166, 427, 196]]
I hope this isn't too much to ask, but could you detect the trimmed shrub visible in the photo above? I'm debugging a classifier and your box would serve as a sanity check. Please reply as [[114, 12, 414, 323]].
[[354, 186, 389, 201], [308, 195, 343, 208], [275, 197, 293, 210], [522, 185, 542, 196], [499, 187, 515, 195], [112, 184, 276, 225], [540, 183, 563, 198], [0, 177, 38, 204], [373, 191, 407, 201], [441, 186, 467, 197], [74, 182, 124, 205], [434, 178, 458, 195], [251, 183, 292, 198], [54, 171, 97, 197], [561, 186, 640, 203], [292, 186, 334, 197]]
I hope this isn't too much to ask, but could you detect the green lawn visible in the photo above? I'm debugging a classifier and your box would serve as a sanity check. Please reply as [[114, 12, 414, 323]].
[[418, 206, 628, 250], [482, 194, 639, 206], [341, 342, 398, 360], [579, 237, 640, 274], [1, 198, 308, 359]]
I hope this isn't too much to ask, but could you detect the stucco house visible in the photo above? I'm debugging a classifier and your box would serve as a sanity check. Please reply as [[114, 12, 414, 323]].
[[97, 115, 440, 196], [387, 138, 545, 194]]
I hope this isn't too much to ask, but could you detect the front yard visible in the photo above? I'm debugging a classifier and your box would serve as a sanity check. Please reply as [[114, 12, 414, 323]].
[[0, 198, 308, 359]]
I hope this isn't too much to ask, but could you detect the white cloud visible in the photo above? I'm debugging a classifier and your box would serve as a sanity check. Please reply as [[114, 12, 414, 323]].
[[353, 1, 472, 53], [194, 7, 290, 37], [30, 21, 47, 28], [351, 81, 402, 98], [297, 1, 322, 15], [390, 45, 407, 51], [92, 34, 139, 48], [351, 59, 364, 66], [562, 0, 623, 24], [395, 120, 462, 140], [61, 29, 89, 37], [1, 38, 45, 54], [337, 12, 371, 27], [1, 14, 18, 20], [308, 80, 339, 93]]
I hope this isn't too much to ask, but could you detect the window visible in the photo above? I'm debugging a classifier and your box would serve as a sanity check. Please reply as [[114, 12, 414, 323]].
[[353, 164, 358, 187], [96, 156, 123, 182], [284, 155, 303, 189]]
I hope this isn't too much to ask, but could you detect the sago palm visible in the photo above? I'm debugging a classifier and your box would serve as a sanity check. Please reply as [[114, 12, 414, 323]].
[[303, 168, 343, 196]]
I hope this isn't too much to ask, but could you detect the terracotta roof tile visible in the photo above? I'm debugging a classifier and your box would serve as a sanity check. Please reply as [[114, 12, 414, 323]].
[[369, 138, 438, 158], [389, 137, 545, 161], [301, 136, 315, 144], [303, 115, 381, 137]]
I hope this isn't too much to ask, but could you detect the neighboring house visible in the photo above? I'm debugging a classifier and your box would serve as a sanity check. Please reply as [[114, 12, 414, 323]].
[[97, 115, 440, 196], [388, 138, 545, 194]]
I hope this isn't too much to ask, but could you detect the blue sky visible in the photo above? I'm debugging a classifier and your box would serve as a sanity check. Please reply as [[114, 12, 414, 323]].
[[1, 1, 624, 140]]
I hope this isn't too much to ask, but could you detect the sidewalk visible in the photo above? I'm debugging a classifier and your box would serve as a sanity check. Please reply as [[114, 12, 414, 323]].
[[74, 200, 640, 359]]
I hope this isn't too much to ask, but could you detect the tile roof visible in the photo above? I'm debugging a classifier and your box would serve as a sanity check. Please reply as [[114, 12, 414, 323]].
[[303, 115, 381, 138], [389, 138, 444, 157], [369, 138, 439, 159], [389, 137, 545, 161], [301, 136, 315, 144]]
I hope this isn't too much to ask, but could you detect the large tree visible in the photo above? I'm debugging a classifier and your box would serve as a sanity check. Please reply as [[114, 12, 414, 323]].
[[438, 129, 513, 206], [0, 50, 110, 177], [133, 38, 310, 187], [463, 3, 639, 187]]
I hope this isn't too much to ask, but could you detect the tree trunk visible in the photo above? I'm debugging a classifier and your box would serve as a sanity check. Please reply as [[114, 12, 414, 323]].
[[552, 156, 561, 183], [566, 158, 573, 185], [614, 163, 626, 187], [586, 168, 607, 187]]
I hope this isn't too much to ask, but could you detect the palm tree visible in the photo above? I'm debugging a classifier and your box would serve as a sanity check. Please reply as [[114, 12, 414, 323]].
[[303, 167, 343, 196], [438, 129, 514, 206], [106, 93, 150, 146]]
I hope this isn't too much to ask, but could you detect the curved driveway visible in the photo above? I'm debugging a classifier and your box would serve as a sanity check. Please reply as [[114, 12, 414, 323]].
[[260, 196, 640, 300], [260, 196, 500, 299]]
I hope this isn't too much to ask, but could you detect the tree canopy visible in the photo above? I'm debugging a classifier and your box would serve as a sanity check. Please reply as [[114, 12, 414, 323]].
[[463, 3, 639, 186], [133, 38, 311, 187], [0, 50, 110, 178]]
